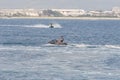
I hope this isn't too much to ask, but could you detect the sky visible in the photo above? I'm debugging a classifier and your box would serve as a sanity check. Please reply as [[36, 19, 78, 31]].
[[0, 0, 120, 10]]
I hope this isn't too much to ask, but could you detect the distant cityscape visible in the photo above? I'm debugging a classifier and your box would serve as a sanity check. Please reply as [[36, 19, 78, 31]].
[[0, 7, 120, 18]]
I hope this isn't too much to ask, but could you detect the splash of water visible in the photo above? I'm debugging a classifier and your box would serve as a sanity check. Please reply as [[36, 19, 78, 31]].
[[0, 23, 62, 28], [25, 23, 62, 28]]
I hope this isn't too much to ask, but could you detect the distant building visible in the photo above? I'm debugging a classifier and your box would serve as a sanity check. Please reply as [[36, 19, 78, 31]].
[[87, 10, 115, 17], [112, 7, 120, 13], [87, 11, 101, 16], [23, 9, 39, 17], [112, 7, 120, 17], [0, 9, 40, 17], [52, 9, 85, 17], [0, 8, 120, 18]]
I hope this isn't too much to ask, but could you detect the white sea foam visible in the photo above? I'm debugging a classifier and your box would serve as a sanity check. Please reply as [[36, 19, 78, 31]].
[[0, 23, 62, 28], [44, 43, 57, 47], [73, 44, 102, 48], [0, 45, 41, 51], [52, 23, 62, 28], [74, 44, 90, 48], [105, 45, 120, 49], [1, 43, 120, 50], [25, 23, 62, 28], [73, 44, 120, 49], [0, 24, 24, 27], [25, 24, 49, 28], [43, 43, 67, 47]]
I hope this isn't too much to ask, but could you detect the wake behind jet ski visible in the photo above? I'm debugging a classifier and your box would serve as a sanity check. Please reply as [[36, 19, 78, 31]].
[[48, 36, 67, 45]]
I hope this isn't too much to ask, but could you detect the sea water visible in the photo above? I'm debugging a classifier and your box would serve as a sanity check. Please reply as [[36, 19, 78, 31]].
[[0, 18, 120, 80]]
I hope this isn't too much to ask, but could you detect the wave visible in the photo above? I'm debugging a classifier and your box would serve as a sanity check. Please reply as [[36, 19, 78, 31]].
[[43, 43, 67, 47], [71, 44, 120, 49], [25, 24, 48, 28], [0, 43, 120, 50], [0, 24, 23, 27], [43, 43, 102, 49], [25, 23, 62, 28], [0, 45, 41, 51], [73, 44, 102, 48], [0, 23, 62, 28], [104, 45, 120, 49]]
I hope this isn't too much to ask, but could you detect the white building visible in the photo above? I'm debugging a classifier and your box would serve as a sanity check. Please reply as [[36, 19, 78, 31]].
[[23, 9, 39, 16], [112, 7, 120, 13], [112, 7, 120, 17], [0, 9, 40, 17], [87, 11, 101, 16], [52, 9, 85, 16]]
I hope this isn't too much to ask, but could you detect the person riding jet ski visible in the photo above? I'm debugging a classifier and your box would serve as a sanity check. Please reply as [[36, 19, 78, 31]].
[[49, 23, 54, 28], [48, 36, 67, 45]]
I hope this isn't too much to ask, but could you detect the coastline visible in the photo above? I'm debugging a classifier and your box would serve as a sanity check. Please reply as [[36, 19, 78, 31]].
[[0, 17, 120, 20]]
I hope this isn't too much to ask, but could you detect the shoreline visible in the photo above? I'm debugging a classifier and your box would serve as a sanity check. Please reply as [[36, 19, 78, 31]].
[[0, 17, 120, 20]]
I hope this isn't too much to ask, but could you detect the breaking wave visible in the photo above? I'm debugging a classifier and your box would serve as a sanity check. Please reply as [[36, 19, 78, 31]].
[[72, 44, 120, 49], [105, 45, 120, 49], [0, 23, 62, 28], [26, 23, 62, 28], [1, 43, 120, 50]]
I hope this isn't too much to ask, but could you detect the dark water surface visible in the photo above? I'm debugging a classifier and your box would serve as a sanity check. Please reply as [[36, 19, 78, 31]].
[[0, 19, 120, 80]]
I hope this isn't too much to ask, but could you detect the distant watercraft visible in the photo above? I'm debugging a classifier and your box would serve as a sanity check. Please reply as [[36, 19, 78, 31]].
[[49, 23, 54, 28], [48, 39, 67, 45]]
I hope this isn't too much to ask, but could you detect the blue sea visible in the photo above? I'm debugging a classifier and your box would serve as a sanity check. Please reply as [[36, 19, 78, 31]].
[[0, 18, 120, 80]]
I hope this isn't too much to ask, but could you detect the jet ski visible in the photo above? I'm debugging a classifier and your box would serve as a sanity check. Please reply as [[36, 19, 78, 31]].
[[48, 39, 67, 45], [49, 23, 54, 28]]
